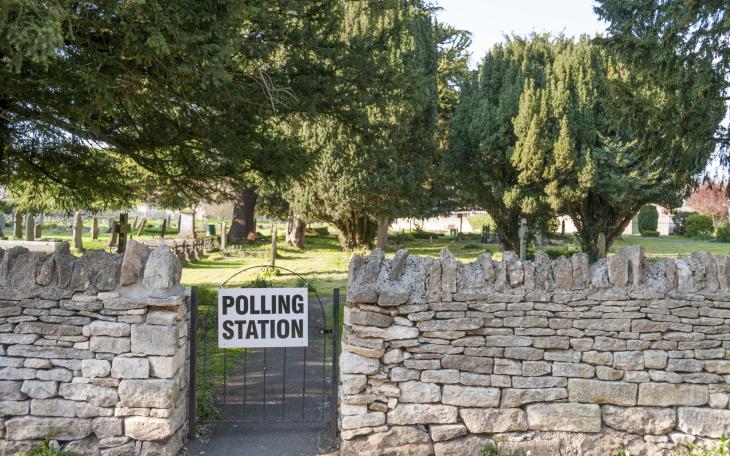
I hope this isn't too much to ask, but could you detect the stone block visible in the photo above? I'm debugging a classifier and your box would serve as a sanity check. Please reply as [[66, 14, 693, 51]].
[[442, 385, 499, 407], [441, 355, 492, 374], [433, 435, 493, 456], [131, 324, 177, 356], [0, 381, 24, 400], [568, 379, 637, 406], [124, 414, 182, 441], [92, 417, 123, 438], [399, 381, 439, 403], [387, 404, 458, 425], [429, 424, 466, 442], [142, 246, 181, 289], [118, 379, 177, 409], [459, 408, 527, 433], [638, 383, 708, 407], [500, 388, 567, 408], [30, 398, 76, 417], [421, 369, 459, 384], [552, 362, 594, 378], [90, 336, 130, 355], [20, 380, 57, 399], [87, 321, 130, 337], [59, 383, 118, 407], [111, 357, 150, 379], [526, 403, 601, 433], [677, 407, 730, 438], [340, 351, 379, 375], [82, 359, 111, 378], [148, 351, 184, 379], [5, 416, 92, 440], [644, 350, 668, 369], [342, 412, 385, 430], [602, 405, 675, 434]]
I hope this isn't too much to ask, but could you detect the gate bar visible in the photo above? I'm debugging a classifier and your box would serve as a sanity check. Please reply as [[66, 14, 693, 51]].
[[188, 286, 198, 439], [331, 288, 340, 434]]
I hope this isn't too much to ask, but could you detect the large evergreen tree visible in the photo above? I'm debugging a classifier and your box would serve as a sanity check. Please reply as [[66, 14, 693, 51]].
[[288, 0, 440, 250]]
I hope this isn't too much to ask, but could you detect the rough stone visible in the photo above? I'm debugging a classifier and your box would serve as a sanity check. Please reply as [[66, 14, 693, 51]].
[[568, 379, 637, 406], [526, 403, 601, 433], [118, 379, 177, 409], [111, 357, 150, 379], [459, 408, 527, 433], [638, 383, 709, 407], [677, 407, 730, 438], [602, 405, 676, 434], [130, 324, 177, 356], [388, 404, 458, 425], [441, 385, 500, 407], [142, 247, 181, 289]]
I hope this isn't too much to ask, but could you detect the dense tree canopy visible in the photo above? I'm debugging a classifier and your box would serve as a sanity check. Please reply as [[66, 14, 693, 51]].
[[1, 0, 340, 211]]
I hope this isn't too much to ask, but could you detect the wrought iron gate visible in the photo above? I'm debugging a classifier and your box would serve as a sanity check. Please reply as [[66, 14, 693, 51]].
[[188, 266, 340, 436]]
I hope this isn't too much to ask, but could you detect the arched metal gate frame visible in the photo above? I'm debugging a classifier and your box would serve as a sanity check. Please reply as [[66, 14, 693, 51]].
[[188, 265, 340, 436]]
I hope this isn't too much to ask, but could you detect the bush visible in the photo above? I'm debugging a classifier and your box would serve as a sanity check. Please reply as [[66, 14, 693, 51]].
[[637, 205, 658, 234], [672, 211, 693, 235], [413, 229, 441, 239], [686, 213, 715, 238], [467, 213, 495, 233], [640, 230, 660, 237], [311, 226, 329, 236], [716, 224, 730, 242]]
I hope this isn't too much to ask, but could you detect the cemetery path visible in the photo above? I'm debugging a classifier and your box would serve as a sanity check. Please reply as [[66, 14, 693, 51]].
[[182, 296, 338, 456]]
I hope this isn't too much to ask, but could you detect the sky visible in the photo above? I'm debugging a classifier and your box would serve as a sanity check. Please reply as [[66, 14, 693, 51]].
[[434, 0, 607, 66]]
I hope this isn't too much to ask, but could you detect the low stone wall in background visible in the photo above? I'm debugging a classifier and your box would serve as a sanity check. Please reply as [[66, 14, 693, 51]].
[[0, 240, 188, 455], [341, 247, 730, 455]]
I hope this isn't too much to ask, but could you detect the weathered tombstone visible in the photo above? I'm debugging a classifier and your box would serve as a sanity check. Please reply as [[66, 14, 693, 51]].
[[107, 217, 115, 233], [34, 223, 42, 239], [179, 208, 195, 238], [109, 222, 119, 248], [160, 218, 167, 239], [535, 230, 545, 251], [136, 217, 147, 237], [72, 212, 83, 251], [24, 215, 35, 241], [0, 213, 5, 239], [13, 212, 22, 239], [220, 222, 227, 250], [598, 232, 607, 259], [91, 217, 99, 240], [117, 213, 132, 253], [518, 218, 529, 261], [176, 214, 182, 230]]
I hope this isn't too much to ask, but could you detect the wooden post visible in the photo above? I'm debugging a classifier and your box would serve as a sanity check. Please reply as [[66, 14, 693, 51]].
[[136, 217, 147, 237], [160, 218, 167, 239], [72, 212, 83, 251], [271, 220, 278, 267], [91, 217, 99, 240]]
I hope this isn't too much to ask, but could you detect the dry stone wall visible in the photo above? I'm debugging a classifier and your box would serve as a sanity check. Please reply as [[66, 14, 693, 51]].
[[0, 240, 188, 455], [341, 247, 730, 455]]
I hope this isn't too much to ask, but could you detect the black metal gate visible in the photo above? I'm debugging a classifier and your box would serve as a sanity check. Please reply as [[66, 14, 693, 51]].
[[188, 266, 339, 436]]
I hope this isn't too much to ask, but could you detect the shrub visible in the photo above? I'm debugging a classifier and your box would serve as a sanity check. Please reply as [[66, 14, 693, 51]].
[[672, 211, 694, 235], [686, 213, 715, 238], [637, 205, 658, 234], [312, 226, 329, 236], [22, 437, 73, 456], [716, 224, 730, 243], [467, 213, 495, 233], [640, 230, 660, 237], [413, 229, 441, 239]]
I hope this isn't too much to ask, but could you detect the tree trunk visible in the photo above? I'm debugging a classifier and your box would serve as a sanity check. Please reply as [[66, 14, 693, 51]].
[[376, 216, 389, 250], [334, 212, 377, 251], [286, 210, 306, 248], [227, 186, 258, 243]]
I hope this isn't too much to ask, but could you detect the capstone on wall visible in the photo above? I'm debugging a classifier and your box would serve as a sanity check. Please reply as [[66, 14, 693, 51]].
[[341, 247, 730, 455], [0, 240, 188, 455]]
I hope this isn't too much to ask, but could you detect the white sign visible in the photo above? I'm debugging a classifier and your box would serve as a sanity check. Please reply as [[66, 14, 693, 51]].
[[218, 288, 308, 348]]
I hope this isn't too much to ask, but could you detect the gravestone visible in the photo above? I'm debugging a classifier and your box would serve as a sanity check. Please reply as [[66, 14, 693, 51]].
[[109, 222, 119, 247], [519, 218, 529, 261], [160, 218, 167, 239], [0, 213, 5, 239], [107, 217, 115, 233], [535, 230, 545, 251], [179, 209, 195, 238], [91, 217, 99, 240], [72, 212, 83, 251], [34, 224, 41, 239], [117, 213, 132, 253], [13, 212, 22, 239], [598, 232, 607, 259], [24, 215, 35, 241]]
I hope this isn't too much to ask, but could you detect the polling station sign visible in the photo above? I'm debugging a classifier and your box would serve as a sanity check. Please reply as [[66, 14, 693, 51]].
[[218, 288, 308, 348]]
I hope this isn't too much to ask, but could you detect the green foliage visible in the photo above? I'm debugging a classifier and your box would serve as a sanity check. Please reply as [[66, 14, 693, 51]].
[[311, 227, 330, 236], [679, 435, 730, 456], [22, 436, 73, 456], [467, 214, 496, 232], [716, 224, 730, 243], [672, 211, 694, 236], [686, 214, 715, 239], [638, 206, 659, 233], [641, 230, 660, 237], [481, 440, 519, 456]]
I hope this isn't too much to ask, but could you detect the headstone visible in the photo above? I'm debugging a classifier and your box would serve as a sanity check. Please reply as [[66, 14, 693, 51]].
[[179, 209, 195, 239], [136, 217, 147, 237], [34, 224, 41, 239], [109, 222, 119, 247], [91, 217, 99, 240], [176, 214, 182, 230], [0, 213, 5, 239], [72, 212, 83, 251], [160, 218, 167, 239], [13, 212, 22, 239], [117, 213, 132, 253], [535, 231, 544, 251], [24, 214, 35, 240], [518, 218, 529, 261], [107, 217, 115, 233]]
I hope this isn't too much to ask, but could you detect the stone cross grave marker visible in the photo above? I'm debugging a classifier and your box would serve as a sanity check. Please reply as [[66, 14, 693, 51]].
[[24, 215, 35, 241], [72, 212, 83, 251], [116, 213, 132, 253], [13, 212, 22, 239], [519, 218, 529, 260]]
